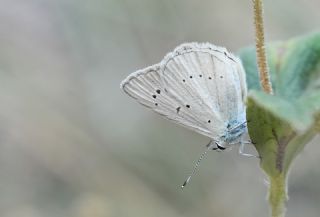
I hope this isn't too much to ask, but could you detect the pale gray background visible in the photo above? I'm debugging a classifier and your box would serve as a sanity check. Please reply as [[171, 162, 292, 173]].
[[0, 0, 319, 217]]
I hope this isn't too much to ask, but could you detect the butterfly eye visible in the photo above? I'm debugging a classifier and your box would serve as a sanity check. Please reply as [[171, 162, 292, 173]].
[[156, 89, 161, 94], [186, 105, 190, 108], [208, 77, 212, 80], [208, 120, 211, 123], [182, 79, 186, 82], [152, 95, 157, 99], [217, 144, 226, 150], [189, 76, 193, 79]]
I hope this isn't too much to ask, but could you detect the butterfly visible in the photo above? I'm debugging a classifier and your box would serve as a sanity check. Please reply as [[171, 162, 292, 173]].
[[120, 43, 251, 187]]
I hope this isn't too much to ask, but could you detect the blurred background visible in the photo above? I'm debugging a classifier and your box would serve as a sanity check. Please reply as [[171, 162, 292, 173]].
[[0, 0, 319, 216]]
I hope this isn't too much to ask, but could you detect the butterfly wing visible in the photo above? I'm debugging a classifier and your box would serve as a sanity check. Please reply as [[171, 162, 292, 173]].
[[121, 43, 247, 140], [161, 43, 247, 129], [121, 64, 215, 138]]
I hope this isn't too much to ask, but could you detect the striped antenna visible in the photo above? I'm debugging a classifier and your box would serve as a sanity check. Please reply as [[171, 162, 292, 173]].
[[181, 141, 217, 189]]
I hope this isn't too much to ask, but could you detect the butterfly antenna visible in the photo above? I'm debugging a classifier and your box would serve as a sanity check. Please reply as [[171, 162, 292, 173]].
[[181, 142, 216, 189]]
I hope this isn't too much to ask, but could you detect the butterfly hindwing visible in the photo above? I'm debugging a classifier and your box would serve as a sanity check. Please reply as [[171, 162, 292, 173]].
[[160, 43, 247, 135]]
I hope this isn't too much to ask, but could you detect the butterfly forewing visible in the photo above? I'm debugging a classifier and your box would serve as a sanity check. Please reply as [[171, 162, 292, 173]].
[[121, 64, 214, 138], [121, 43, 247, 140]]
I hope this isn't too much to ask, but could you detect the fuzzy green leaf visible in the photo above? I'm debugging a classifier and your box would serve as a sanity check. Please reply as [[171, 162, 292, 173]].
[[246, 95, 316, 175], [240, 32, 320, 132], [240, 32, 320, 217], [240, 32, 320, 173]]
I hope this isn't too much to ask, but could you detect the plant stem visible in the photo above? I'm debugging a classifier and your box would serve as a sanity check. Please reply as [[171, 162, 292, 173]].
[[269, 174, 287, 217], [253, 0, 273, 94]]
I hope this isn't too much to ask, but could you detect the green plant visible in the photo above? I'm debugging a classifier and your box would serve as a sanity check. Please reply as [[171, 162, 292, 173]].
[[240, 1, 320, 217]]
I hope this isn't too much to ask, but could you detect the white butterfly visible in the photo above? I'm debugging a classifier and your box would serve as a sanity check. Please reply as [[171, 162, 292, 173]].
[[121, 42, 250, 187]]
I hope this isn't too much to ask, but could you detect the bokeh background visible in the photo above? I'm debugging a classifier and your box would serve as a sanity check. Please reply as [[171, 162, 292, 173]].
[[0, 0, 319, 216]]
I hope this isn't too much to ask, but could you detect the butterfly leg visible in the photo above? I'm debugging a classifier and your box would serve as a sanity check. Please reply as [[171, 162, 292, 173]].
[[239, 140, 259, 158]]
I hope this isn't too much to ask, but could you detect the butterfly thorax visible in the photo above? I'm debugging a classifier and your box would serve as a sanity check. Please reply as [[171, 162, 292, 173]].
[[219, 120, 247, 146]]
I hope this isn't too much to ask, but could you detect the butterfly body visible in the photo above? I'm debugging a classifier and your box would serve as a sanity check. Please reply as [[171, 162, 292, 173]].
[[217, 121, 247, 148], [121, 42, 247, 149]]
